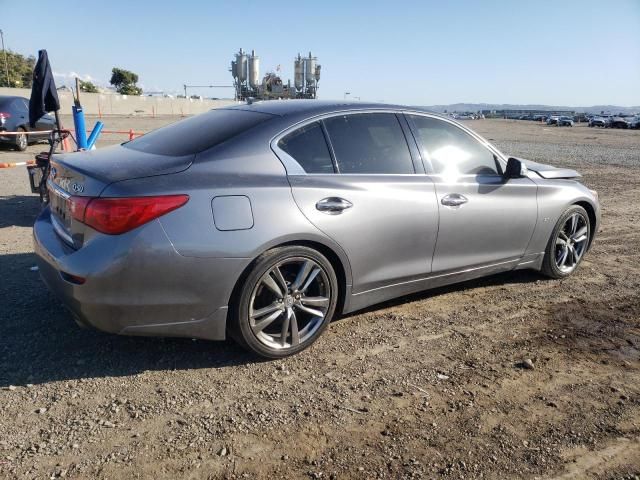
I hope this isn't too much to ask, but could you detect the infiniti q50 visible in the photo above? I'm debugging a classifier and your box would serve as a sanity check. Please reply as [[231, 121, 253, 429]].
[[34, 101, 600, 358]]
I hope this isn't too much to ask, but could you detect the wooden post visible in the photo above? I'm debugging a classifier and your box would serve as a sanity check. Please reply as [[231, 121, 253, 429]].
[[75, 77, 81, 105]]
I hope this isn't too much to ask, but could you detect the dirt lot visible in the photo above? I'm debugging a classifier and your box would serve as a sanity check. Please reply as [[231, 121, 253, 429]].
[[1, 117, 639, 479]]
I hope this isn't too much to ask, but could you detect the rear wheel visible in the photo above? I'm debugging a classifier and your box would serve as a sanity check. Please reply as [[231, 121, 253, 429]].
[[541, 205, 591, 279], [15, 127, 28, 151], [229, 246, 338, 358]]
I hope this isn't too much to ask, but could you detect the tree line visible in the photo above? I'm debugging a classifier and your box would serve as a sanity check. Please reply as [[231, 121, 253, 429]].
[[1, 50, 142, 95]]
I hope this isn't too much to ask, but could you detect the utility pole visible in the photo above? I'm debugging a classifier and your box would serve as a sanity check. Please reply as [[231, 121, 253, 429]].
[[0, 30, 9, 87]]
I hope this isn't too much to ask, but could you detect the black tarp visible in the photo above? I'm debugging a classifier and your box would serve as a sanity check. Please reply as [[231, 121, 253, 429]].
[[29, 49, 60, 127]]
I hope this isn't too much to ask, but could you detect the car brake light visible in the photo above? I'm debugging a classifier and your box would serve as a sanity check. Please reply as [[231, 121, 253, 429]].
[[69, 196, 92, 221], [60, 271, 86, 285], [0, 112, 11, 119], [68, 194, 189, 235]]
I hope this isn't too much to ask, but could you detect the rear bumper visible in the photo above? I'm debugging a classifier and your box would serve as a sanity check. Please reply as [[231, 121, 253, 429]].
[[33, 207, 250, 341], [0, 131, 18, 144]]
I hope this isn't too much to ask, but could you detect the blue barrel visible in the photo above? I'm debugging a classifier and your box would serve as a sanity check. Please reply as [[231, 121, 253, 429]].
[[86, 121, 104, 149], [72, 106, 88, 150]]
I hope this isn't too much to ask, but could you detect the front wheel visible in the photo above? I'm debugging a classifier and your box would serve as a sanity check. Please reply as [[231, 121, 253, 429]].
[[15, 128, 28, 151], [229, 246, 338, 358], [541, 205, 591, 279]]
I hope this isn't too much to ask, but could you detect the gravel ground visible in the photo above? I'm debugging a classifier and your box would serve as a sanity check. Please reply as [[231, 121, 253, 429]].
[[0, 117, 639, 479]]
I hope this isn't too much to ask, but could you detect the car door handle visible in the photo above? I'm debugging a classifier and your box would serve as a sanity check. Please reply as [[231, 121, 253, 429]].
[[441, 193, 468, 207], [316, 197, 353, 214]]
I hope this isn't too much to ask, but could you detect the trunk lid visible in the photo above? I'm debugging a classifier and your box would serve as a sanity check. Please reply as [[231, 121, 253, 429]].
[[50, 144, 194, 186]]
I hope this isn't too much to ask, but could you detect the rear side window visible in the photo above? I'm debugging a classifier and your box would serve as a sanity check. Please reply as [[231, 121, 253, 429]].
[[123, 109, 273, 156], [324, 113, 414, 174], [278, 122, 334, 173], [408, 115, 500, 176]]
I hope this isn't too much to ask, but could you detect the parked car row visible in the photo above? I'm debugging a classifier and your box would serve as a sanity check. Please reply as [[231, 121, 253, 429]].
[[546, 115, 574, 127], [448, 113, 485, 120], [588, 115, 640, 129], [506, 113, 640, 129]]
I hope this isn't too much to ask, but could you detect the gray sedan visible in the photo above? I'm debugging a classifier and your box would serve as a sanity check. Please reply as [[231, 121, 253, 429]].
[[34, 101, 600, 358]]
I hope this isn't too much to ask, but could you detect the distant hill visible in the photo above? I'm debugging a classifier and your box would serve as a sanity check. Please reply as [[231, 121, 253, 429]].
[[419, 103, 640, 115]]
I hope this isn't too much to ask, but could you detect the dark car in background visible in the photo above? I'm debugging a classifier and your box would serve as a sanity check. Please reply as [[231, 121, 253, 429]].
[[610, 116, 631, 129], [0, 95, 56, 151], [557, 116, 574, 127], [547, 115, 573, 127], [588, 116, 610, 128]]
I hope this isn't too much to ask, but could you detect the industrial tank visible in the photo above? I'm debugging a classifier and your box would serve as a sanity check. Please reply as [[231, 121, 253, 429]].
[[305, 52, 317, 84], [248, 50, 260, 88], [235, 49, 248, 83], [294, 54, 304, 91]]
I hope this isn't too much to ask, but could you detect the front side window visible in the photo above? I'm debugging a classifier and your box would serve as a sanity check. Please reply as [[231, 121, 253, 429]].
[[408, 115, 501, 176], [324, 113, 414, 174], [277, 122, 334, 174]]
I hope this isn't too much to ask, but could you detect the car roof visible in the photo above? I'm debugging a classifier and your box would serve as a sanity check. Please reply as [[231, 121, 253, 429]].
[[227, 99, 437, 117], [0, 95, 26, 101]]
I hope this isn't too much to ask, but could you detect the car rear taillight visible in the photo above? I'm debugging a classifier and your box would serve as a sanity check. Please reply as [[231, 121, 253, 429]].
[[0, 112, 10, 124], [68, 195, 189, 235]]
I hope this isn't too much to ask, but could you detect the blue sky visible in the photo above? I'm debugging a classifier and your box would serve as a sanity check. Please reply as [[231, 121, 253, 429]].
[[2, 0, 639, 105]]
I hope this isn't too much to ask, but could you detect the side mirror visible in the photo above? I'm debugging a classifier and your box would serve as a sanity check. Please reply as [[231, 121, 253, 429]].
[[504, 157, 528, 179]]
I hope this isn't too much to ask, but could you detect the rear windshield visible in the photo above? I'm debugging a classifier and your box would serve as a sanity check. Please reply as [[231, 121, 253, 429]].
[[123, 109, 274, 156], [0, 97, 15, 109]]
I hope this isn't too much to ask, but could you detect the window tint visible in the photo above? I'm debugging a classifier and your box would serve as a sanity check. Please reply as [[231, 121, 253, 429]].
[[409, 115, 500, 176], [324, 113, 414, 174], [278, 122, 334, 173], [123, 109, 273, 156]]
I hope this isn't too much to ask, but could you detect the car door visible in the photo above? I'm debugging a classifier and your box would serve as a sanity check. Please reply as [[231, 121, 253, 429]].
[[29, 98, 56, 140], [274, 112, 439, 294], [406, 114, 537, 273], [12, 98, 29, 127]]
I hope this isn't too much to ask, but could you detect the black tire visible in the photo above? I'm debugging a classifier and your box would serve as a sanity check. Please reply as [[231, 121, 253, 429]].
[[228, 246, 338, 359], [541, 205, 591, 279], [15, 127, 28, 151]]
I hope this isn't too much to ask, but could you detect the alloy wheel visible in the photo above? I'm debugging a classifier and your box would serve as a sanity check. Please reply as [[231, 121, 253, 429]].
[[248, 257, 331, 350], [17, 132, 27, 150], [554, 212, 589, 273]]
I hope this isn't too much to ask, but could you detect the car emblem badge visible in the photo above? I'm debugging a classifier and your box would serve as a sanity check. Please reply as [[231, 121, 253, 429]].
[[71, 183, 84, 193]]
